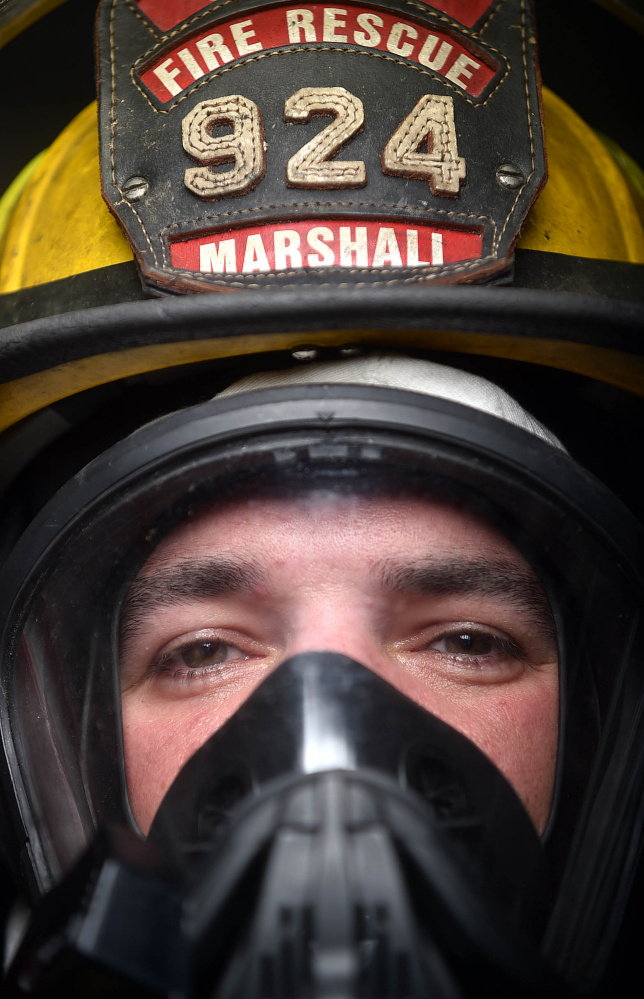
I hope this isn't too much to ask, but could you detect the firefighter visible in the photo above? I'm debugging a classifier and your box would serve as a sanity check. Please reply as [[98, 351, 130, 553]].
[[0, 1, 642, 996]]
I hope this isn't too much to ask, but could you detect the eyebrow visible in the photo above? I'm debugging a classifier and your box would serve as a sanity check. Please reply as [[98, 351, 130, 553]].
[[119, 556, 264, 646], [375, 556, 555, 635], [119, 552, 555, 652]]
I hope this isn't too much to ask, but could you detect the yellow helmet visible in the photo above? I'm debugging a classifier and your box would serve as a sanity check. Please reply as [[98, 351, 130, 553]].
[[1, 84, 643, 432]]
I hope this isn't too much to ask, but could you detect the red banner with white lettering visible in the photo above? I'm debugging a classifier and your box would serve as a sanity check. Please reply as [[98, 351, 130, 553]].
[[169, 219, 483, 274], [139, 3, 497, 103]]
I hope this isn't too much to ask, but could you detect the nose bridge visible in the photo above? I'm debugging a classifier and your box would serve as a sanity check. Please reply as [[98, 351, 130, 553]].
[[286, 574, 383, 667], [282, 580, 449, 724]]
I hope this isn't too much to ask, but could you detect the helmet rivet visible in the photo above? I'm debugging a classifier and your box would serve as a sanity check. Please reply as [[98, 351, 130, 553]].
[[122, 175, 149, 202], [496, 163, 524, 189]]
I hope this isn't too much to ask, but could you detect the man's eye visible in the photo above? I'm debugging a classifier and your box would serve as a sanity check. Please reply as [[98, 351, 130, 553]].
[[159, 639, 247, 674], [429, 629, 520, 658], [181, 641, 238, 669]]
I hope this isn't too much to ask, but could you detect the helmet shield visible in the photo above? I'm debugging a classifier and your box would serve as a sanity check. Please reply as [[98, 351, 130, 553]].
[[1, 382, 643, 988]]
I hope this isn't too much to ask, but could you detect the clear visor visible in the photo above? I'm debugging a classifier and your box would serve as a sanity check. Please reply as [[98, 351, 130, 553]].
[[2, 390, 642, 986], [120, 477, 560, 839]]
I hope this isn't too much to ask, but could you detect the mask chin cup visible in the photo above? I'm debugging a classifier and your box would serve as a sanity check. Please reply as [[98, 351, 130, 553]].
[[148, 652, 557, 997]]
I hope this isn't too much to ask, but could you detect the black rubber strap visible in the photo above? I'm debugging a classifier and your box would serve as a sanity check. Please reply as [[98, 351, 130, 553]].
[[0, 250, 642, 333], [1, 282, 644, 384]]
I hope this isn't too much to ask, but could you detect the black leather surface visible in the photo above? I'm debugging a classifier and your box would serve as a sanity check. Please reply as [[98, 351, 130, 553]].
[[97, 0, 545, 291]]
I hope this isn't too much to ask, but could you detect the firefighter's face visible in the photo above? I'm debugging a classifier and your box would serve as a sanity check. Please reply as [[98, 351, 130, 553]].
[[120, 493, 559, 834]]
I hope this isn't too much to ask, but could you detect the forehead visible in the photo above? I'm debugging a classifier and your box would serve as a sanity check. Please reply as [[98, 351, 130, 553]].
[[144, 492, 526, 571]]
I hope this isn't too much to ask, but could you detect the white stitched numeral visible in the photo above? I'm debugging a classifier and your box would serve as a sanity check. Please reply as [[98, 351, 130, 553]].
[[382, 94, 465, 197], [284, 87, 366, 189], [182, 95, 266, 200]]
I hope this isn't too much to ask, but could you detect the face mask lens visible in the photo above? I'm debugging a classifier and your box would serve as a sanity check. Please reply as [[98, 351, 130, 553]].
[[117, 472, 560, 840], [2, 395, 642, 993]]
